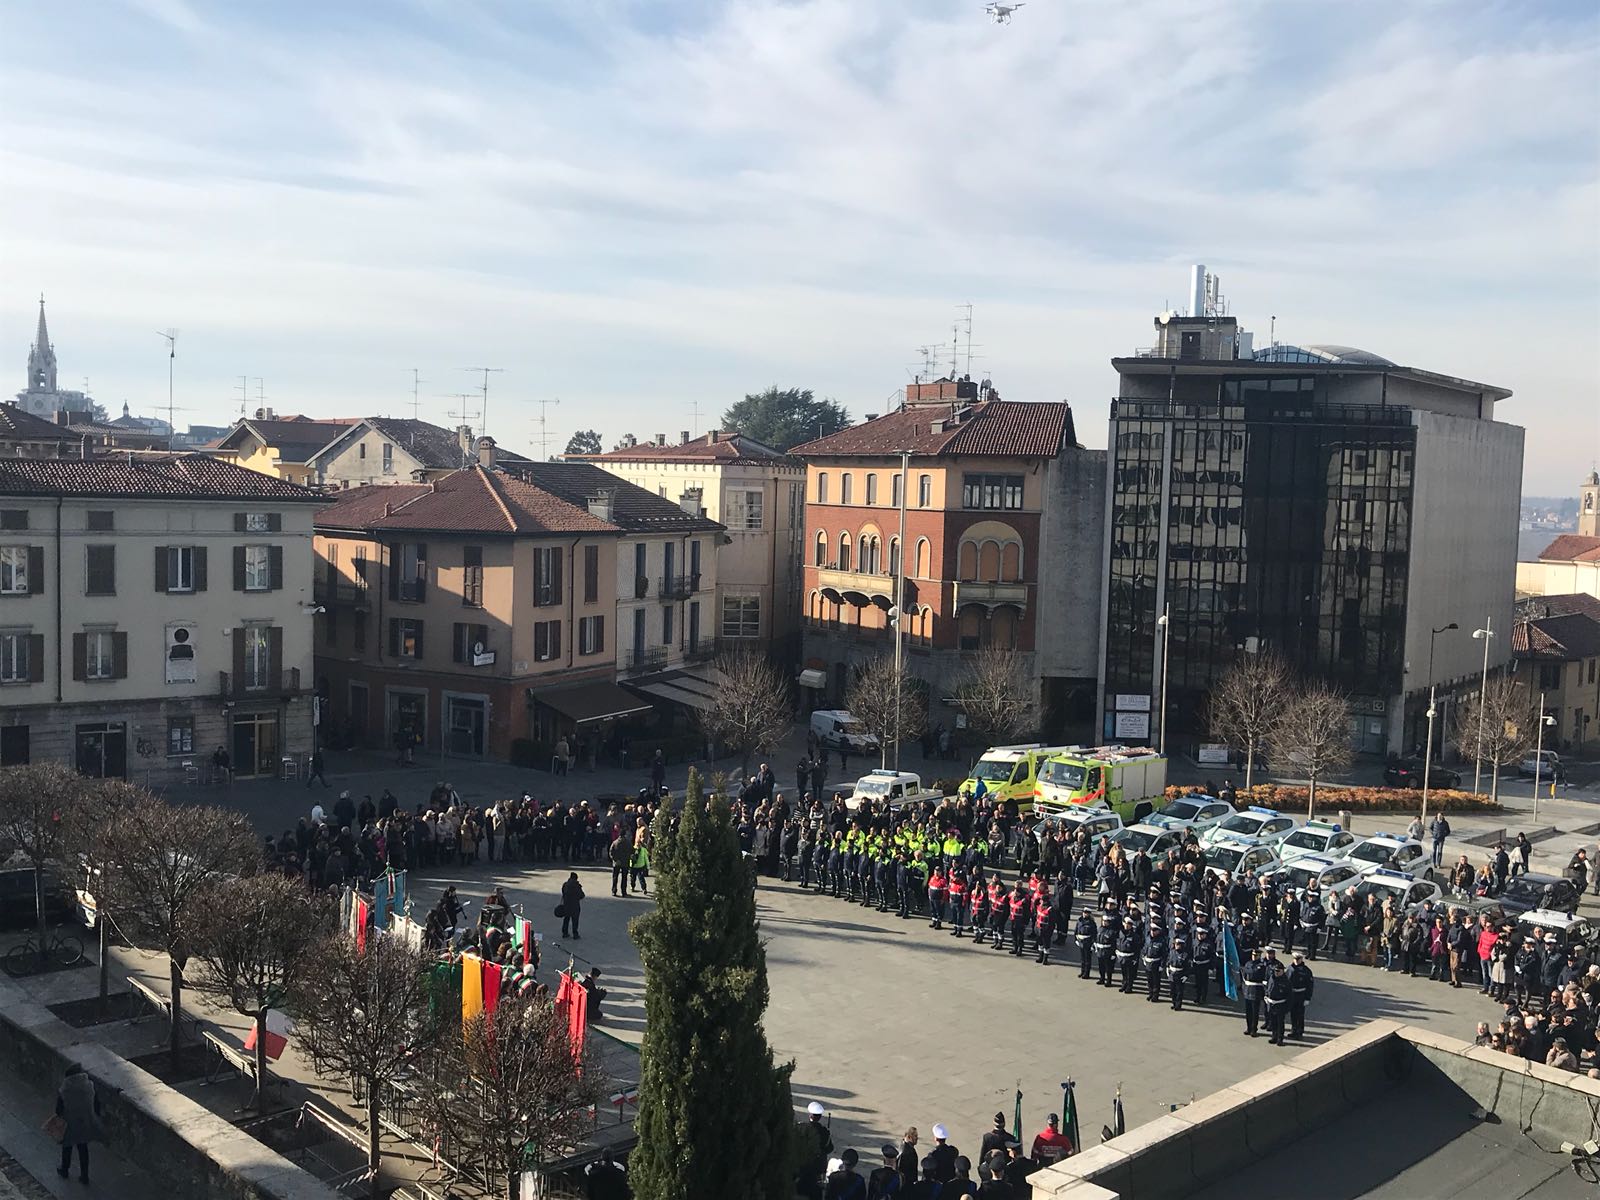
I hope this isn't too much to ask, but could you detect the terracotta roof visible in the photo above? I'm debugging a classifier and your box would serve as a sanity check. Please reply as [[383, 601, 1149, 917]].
[[0, 404, 77, 441], [322, 417, 533, 471], [575, 432, 795, 465], [790, 400, 1075, 459], [1517, 593, 1600, 623], [0, 454, 323, 501], [1536, 534, 1600, 563], [507, 461, 725, 535], [1512, 611, 1600, 662], [314, 466, 621, 536], [217, 418, 354, 464]]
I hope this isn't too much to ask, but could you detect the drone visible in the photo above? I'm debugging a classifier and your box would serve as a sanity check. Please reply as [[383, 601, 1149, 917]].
[[986, 2, 1024, 23]]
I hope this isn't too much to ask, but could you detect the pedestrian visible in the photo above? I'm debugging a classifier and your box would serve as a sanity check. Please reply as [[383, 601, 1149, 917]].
[[979, 1113, 1017, 1162], [630, 837, 650, 895], [1430, 813, 1451, 868], [559, 872, 585, 939], [867, 1144, 902, 1199], [608, 835, 630, 897], [554, 735, 571, 776], [1029, 1112, 1074, 1166], [1288, 950, 1315, 1039], [797, 1102, 834, 1200], [54, 1064, 101, 1183], [925, 1124, 958, 1183], [897, 1128, 920, 1189], [581, 967, 607, 1023], [304, 749, 330, 789]]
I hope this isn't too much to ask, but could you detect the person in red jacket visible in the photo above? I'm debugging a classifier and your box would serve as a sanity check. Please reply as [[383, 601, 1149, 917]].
[[1033, 894, 1055, 965], [928, 868, 948, 931], [948, 873, 969, 937], [969, 876, 989, 943], [1475, 918, 1499, 994], [1030, 1113, 1074, 1165], [1008, 884, 1029, 957]]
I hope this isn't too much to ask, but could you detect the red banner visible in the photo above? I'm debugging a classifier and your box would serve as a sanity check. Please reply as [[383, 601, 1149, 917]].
[[554, 971, 588, 1064], [355, 900, 369, 954], [482, 963, 502, 1016]]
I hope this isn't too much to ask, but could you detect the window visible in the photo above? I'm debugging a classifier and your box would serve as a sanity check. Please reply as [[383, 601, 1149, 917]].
[[353, 615, 367, 651], [865, 474, 878, 505], [915, 537, 930, 577], [962, 473, 1024, 510], [838, 532, 851, 571], [0, 511, 26, 531], [889, 537, 901, 576], [242, 625, 272, 688], [841, 474, 853, 504], [722, 596, 760, 638], [86, 511, 114, 531], [690, 539, 702, 580], [891, 474, 902, 508], [583, 544, 600, 603], [463, 545, 483, 608], [396, 543, 427, 602], [0, 546, 31, 595], [452, 622, 489, 663], [1539, 663, 1562, 690], [79, 545, 116, 597], [359, 443, 367, 460], [533, 547, 563, 607], [814, 530, 827, 566], [918, 474, 931, 507], [817, 473, 828, 504], [86, 630, 117, 680], [324, 606, 338, 646], [168, 546, 197, 592], [741, 490, 764, 529], [534, 620, 561, 662], [688, 601, 700, 653], [244, 545, 271, 591], [166, 716, 194, 756], [390, 618, 423, 660], [0, 632, 32, 684], [579, 615, 605, 655], [244, 512, 272, 533], [354, 546, 368, 590], [662, 604, 674, 646], [382, 443, 394, 473]]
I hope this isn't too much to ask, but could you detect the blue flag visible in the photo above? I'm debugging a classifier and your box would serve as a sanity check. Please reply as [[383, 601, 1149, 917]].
[[1221, 922, 1242, 1002], [373, 874, 391, 930]]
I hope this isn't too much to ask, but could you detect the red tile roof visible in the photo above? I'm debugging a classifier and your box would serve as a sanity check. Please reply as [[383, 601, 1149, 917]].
[[0, 454, 322, 500], [509, 461, 724, 535], [1536, 534, 1600, 563], [790, 400, 1075, 460], [575, 432, 794, 464], [1513, 611, 1600, 661], [1517, 593, 1600, 622], [314, 466, 621, 536]]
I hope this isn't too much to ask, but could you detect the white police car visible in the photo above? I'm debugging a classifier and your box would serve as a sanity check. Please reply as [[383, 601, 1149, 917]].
[[1144, 796, 1234, 835], [1343, 833, 1429, 878], [1202, 836, 1282, 881], [1261, 854, 1363, 898], [1040, 806, 1125, 842], [1111, 823, 1185, 859], [1350, 867, 1443, 917], [1277, 819, 1357, 865], [1199, 806, 1297, 850]]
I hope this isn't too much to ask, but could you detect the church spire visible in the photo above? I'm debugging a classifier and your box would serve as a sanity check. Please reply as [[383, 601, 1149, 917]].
[[25, 294, 58, 396]]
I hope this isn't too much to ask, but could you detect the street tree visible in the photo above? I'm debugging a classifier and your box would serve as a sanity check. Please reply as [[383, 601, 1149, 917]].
[[294, 932, 443, 1187], [629, 769, 795, 1199], [1452, 675, 1536, 803], [187, 874, 332, 1111], [0, 763, 81, 969], [98, 796, 259, 1073], [422, 993, 602, 1200], [63, 778, 152, 1013], [697, 651, 792, 777], [563, 429, 603, 456], [845, 655, 928, 769], [1269, 683, 1355, 819], [1207, 653, 1293, 791], [721, 386, 850, 452], [950, 644, 1038, 754]]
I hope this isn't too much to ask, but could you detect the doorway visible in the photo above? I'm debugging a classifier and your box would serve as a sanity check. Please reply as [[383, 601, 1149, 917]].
[[388, 690, 427, 754], [348, 682, 370, 746], [446, 696, 486, 757], [1, 725, 29, 766], [231, 712, 280, 778], [75, 722, 126, 779]]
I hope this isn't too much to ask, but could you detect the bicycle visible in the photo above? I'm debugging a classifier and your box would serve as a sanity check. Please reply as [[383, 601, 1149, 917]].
[[3, 929, 86, 976]]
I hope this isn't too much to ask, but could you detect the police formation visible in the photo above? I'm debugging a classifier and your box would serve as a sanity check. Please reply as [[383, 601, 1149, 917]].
[[781, 793, 1315, 1044]]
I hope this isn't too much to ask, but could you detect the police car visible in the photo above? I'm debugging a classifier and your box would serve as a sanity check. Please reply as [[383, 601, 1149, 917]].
[[1110, 823, 1185, 859], [1198, 806, 1297, 850], [1513, 909, 1598, 959], [1261, 854, 1363, 898], [1342, 833, 1429, 878], [1276, 819, 1357, 864], [1144, 795, 1233, 835], [1349, 867, 1443, 916], [1039, 806, 1124, 842], [1202, 836, 1282, 881]]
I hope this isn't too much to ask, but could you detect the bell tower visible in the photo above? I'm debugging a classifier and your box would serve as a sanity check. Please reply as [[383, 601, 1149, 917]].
[[26, 295, 56, 395], [1580, 469, 1599, 537]]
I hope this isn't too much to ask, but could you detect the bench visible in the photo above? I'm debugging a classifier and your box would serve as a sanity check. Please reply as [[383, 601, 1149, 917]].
[[127, 976, 202, 1046]]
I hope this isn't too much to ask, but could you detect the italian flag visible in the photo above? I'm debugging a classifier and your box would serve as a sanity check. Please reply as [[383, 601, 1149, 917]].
[[244, 1009, 294, 1061]]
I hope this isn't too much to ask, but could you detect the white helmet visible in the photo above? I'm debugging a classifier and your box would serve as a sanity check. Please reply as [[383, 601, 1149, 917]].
[[932, 1123, 948, 1140], [807, 1101, 826, 1117]]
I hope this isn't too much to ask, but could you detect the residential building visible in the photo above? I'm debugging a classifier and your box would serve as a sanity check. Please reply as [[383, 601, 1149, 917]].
[[1515, 473, 1600, 601], [0, 456, 320, 780], [210, 412, 359, 485], [1512, 594, 1600, 753], [571, 429, 804, 662], [1, 404, 170, 457], [15, 298, 93, 418], [792, 379, 1103, 739], [306, 417, 531, 488], [1098, 272, 1523, 757]]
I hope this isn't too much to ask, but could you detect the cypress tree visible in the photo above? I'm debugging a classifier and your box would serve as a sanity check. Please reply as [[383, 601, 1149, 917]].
[[629, 768, 795, 1198]]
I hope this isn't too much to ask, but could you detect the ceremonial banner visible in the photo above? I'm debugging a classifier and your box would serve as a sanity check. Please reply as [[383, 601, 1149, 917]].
[[355, 899, 370, 954], [1221, 923, 1242, 1002], [373, 875, 391, 931], [482, 963, 502, 1016], [243, 1009, 294, 1061], [461, 954, 484, 1031]]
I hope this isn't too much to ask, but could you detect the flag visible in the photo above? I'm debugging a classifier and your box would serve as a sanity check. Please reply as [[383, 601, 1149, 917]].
[[244, 1009, 294, 1061], [482, 963, 502, 1016], [1113, 1090, 1125, 1138], [391, 870, 407, 920], [355, 899, 369, 954], [461, 953, 484, 1031], [1221, 923, 1242, 1003], [555, 970, 588, 1061], [1063, 1080, 1080, 1158], [1013, 1084, 1023, 1143], [373, 875, 391, 931]]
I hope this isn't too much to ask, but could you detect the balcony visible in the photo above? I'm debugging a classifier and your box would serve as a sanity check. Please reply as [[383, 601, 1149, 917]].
[[312, 580, 370, 609], [219, 667, 303, 701], [621, 647, 668, 676], [952, 580, 1028, 612], [684, 640, 717, 664], [633, 576, 650, 600], [658, 573, 700, 601], [816, 566, 916, 609]]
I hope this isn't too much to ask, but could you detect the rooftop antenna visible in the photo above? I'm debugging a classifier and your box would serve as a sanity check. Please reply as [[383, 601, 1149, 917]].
[[462, 367, 503, 440], [689, 398, 702, 439], [914, 344, 940, 381], [408, 368, 425, 420], [156, 329, 178, 434], [443, 393, 481, 465], [531, 396, 561, 459], [956, 302, 983, 376]]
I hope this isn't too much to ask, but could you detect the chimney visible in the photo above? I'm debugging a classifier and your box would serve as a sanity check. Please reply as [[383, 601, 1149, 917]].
[[655, 433, 666, 446], [477, 436, 497, 470], [458, 424, 474, 457], [587, 488, 616, 521], [383, 502, 393, 516], [680, 430, 691, 445], [705, 430, 720, 445], [55, 409, 68, 426], [864, 413, 878, 421], [678, 487, 704, 517]]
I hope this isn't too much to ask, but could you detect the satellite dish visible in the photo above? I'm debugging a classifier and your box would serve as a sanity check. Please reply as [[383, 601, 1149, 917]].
[[1158, 310, 1174, 325]]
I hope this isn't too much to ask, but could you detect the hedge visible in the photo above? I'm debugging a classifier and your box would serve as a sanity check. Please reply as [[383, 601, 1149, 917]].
[[1163, 783, 1503, 814]]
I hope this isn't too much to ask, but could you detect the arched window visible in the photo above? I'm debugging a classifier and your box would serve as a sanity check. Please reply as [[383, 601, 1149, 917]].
[[817, 473, 828, 504], [991, 606, 1019, 650], [914, 538, 930, 578], [888, 537, 901, 577], [958, 606, 984, 651], [860, 535, 880, 575], [891, 473, 903, 508], [814, 530, 827, 566], [807, 590, 820, 621], [865, 474, 878, 505], [841, 474, 854, 504], [838, 532, 851, 571], [921, 608, 934, 644], [957, 541, 978, 581], [1001, 541, 1022, 581], [978, 541, 1001, 582], [918, 474, 931, 507]]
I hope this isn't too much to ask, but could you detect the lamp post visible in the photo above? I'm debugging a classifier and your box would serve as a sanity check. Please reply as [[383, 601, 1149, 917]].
[[891, 449, 909, 771], [1533, 692, 1556, 824], [1419, 622, 1458, 826], [1156, 604, 1171, 754], [1471, 618, 1494, 795]]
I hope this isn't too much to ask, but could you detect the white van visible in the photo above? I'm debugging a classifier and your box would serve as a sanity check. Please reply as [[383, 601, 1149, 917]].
[[809, 710, 880, 755]]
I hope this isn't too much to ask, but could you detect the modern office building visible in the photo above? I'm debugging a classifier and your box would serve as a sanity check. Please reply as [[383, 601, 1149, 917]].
[[1098, 280, 1523, 756]]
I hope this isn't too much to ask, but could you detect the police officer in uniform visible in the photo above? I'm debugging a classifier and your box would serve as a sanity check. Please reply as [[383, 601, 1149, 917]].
[[1263, 953, 1291, 1045], [1288, 950, 1315, 1039], [1116, 917, 1140, 993], [1143, 919, 1168, 1002], [1166, 934, 1191, 1011], [1241, 948, 1267, 1036], [1190, 910, 1215, 1005], [1095, 907, 1117, 986], [1300, 888, 1325, 961], [1074, 909, 1097, 979]]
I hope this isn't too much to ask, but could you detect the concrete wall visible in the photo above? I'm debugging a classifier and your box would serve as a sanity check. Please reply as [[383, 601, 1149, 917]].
[[1038, 447, 1106, 681], [1518, 559, 1600, 600]]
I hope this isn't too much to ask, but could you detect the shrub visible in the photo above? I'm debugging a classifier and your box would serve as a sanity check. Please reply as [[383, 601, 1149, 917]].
[[1161, 782, 1501, 813]]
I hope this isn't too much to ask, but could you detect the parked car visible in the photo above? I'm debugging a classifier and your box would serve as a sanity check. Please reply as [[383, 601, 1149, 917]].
[[0, 867, 76, 931], [1110, 823, 1185, 860], [1518, 750, 1564, 780], [1143, 796, 1233, 836], [1343, 833, 1430, 878], [1351, 868, 1444, 918], [1261, 854, 1363, 898], [1202, 837, 1283, 882], [1038, 807, 1125, 843], [1382, 757, 1462, 789], [1199, 806, 1297, 849], [1514, 909, 1598, 959], [1496, 872, 1580, 917], [1277, 819, 1357, 864]]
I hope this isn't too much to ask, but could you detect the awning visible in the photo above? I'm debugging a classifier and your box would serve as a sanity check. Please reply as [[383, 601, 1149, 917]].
[[622, 667, 728, 714], [533, 682, 653, 725], [797, 668, 827, 689]]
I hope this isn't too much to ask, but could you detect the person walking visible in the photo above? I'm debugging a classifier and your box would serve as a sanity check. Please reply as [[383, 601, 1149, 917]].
[[608, 835, 630, 897], [54, 1064, 101, 1183], [559, 872, 585, 939], [1430, 814, 1451, 869], [630, 837, 650, 895], [304, 749, 331, 789]]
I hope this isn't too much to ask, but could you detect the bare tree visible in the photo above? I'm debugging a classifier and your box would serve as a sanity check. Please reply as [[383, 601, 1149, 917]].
[[697, 650, 792, 776], [98, 796, 259, 1073], [949, 645, 1038, 753], [63, 778, 151, 1013], [421, 992, 604, 1200], [1206, 653, 1292, 791], [0, 763, 81, 969], [187, 874, 332, 1111], [293, 932, 443, 1186], [1269, 684, 1355, 820], [1452, 674, 1536, 803], [845, 655, 928, 769]]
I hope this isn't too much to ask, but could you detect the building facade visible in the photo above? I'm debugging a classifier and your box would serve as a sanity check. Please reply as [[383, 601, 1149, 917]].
[[0, 456, 320, 782], [1513, 594, 1600, 754], [210, 413, 358, 486], [571, 430, 805, 663], [1516, 475, 1600, 601], [1098, 310, 1523, 757], [305, 417, 531, 488]]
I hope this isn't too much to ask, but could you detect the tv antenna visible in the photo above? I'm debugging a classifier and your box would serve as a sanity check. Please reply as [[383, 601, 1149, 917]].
[[532, 396, 562, 459], [156, 329, 179, 434], [407, 368, 425, 419], [956, 303, 983, 376], [235, 376, 264, 419], [689, 398, 702, 439], [914, 344, 940, 381], [462, 367, 503, 440], [442, 393, 482, 464]]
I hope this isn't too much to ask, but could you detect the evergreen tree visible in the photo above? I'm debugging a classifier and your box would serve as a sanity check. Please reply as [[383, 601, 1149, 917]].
[[629, 768, 795, 1198]]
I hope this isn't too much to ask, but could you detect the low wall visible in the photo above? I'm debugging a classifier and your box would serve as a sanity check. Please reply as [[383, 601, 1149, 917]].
[[0, 975, 342, 1200]]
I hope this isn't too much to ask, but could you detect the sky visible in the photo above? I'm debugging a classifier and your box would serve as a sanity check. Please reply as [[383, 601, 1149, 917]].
[[1, 0, 1596, 488]]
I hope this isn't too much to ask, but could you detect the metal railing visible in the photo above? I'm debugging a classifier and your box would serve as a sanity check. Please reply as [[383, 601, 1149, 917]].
[[622, 647, 668, 674], [659, 573, 700, 599], [219, 667, 302, 699]]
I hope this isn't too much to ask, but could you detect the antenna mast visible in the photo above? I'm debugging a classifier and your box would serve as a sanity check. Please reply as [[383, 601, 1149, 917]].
[[532, 396, 562, 460], [156, 329, 178, 434], [408, 368, 425, 420], [462, 367, 503, 440]]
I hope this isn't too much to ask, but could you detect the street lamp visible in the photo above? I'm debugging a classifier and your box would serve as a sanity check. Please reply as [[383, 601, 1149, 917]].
[[1156, 604, 1171, 755], [891, 448, 909, 771], [1471, 618, 1494, 795], [1419, 621, 1458, 826], [1533, 693, 1556, 824]]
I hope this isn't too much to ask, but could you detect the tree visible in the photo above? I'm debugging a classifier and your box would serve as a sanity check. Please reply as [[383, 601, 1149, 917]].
[[63, 778, 154, 1013], [629, 770, 794, 1199], [98, 796, 259, 1073], [697, 651, 793, 776], [949, 644, 1038, 754], [187, 874, 332, 1111], [1452, 675, 1536, 803], [1206, 653, 1293, 791], [422, 993, 603, 1200], [845, 655, 928, 769], [563, 429, 602, 456], [1269, 683, 1354, 820], [294, 932, 443, 1187], [0, 763, 81, 968], [721, 387, 850, 452]]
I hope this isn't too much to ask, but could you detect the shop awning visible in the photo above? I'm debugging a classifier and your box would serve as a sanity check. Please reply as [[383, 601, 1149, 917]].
[[797, 668, 827, 689], [623, 667, 727, 714], [534, 682, 653, 725]]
